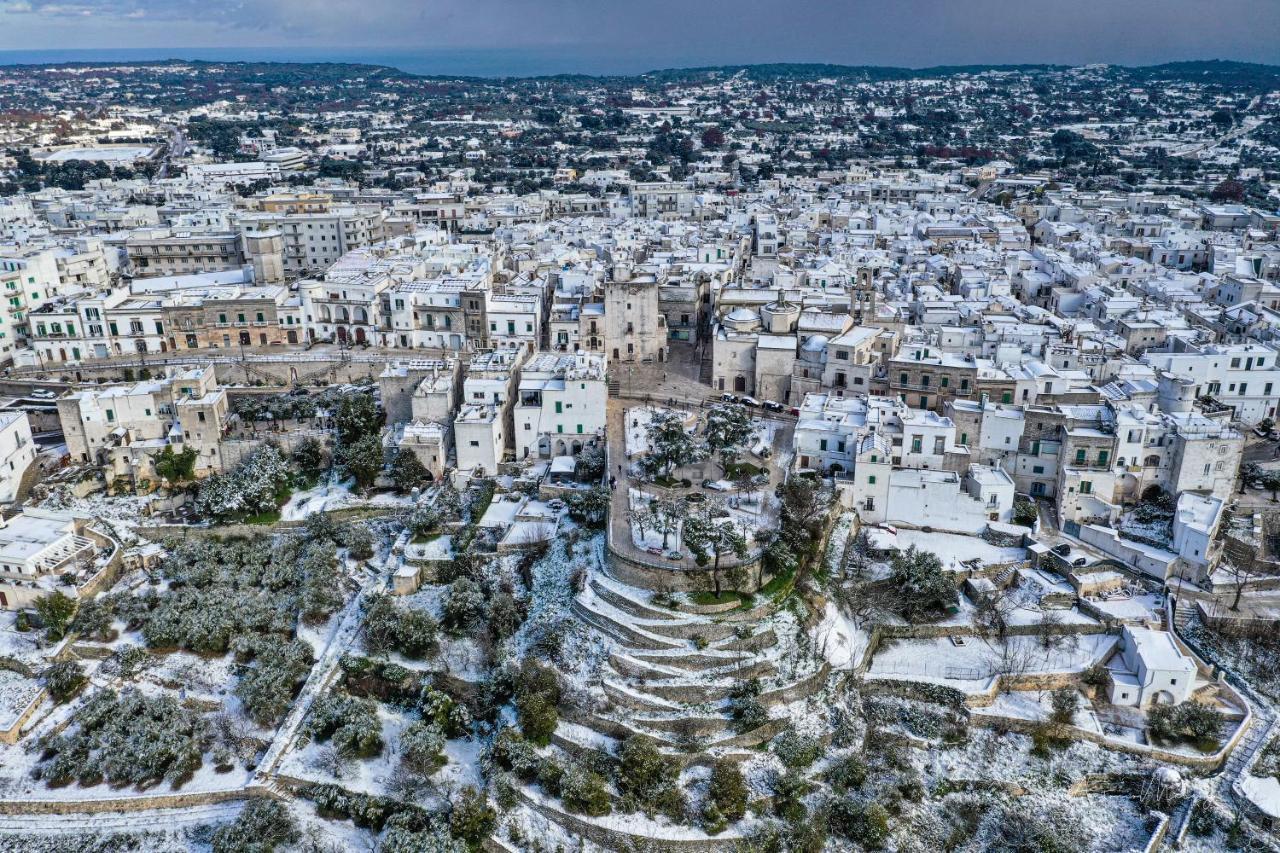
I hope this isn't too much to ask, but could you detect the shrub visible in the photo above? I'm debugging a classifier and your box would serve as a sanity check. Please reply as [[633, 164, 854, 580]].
[[1049, 687, 1079, 726], [341, 524, 376, 561], [362, 594, 439, 659], [560, 764, 612, 816], [43, 660, 87, 703], [36, 688, 206, 789], [703, 759, 747, 831], [825, 754, 869, 791], [35, 591, 77, 641], [616, 734, 683, 818], [441, 578, 487, 635], [514, 660, 560, 746], [490, 728, 541, 781], [829, 797, 890, 849], [305, 693, 383, 758], [69, 598, 116, 642], [772, 728, 822, 769], [771, 771, 810, 823], [449, 786, 496, 849], [390, 450, 431, 493], [730, 695, 769, 734], [399, 720, 447, 774], [211, 800, 298, 853], [232, 636, 314, 725]]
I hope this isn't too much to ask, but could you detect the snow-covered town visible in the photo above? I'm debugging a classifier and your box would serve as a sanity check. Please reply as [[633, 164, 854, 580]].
[[0, 43, 1279, 853]]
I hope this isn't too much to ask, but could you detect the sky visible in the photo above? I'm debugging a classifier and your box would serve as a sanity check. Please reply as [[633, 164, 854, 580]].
[[0, 0, 1277, 74]]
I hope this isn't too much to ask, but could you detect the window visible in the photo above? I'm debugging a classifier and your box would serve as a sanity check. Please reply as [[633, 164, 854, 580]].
[[1080, 481, 1092, 495], [868, 475, 876, 485], [1097, 450, 1109, 466], [940, 376, 949, 388], [1033, 465, 1045, 474], [555, 402, 562, 414], [820, 439, 828, 451], [911, 436, 922, 453], [1001, 392, 1012, 404], [960, 379, 969, 391], [1076, 448, 1086, 464], [899, 372, 909, 384], [105, 409, 115, 422], [959, 433, 968, 445], [197, 411, 205, 423]]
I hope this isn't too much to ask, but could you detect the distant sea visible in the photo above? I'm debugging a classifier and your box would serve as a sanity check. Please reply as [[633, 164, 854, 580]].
[[0, 46, 669, 78]]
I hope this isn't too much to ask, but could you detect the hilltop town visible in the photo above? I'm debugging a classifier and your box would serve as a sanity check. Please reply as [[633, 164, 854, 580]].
[[0, 58, 1277, 851]]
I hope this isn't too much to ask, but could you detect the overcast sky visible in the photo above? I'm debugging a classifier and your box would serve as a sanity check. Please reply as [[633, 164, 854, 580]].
[[0, 0, 1277, 70]]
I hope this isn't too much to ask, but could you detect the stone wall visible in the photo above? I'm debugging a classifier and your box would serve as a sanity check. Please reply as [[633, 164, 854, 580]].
[[0, 786, 261, 816]]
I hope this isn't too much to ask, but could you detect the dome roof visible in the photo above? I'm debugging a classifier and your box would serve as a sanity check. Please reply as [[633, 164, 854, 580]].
[[725, 307, 760, 324], [802, 334, 830, 352]]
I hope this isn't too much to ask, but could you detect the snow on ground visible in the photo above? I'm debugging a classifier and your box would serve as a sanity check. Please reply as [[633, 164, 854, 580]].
[[1084, 590, 1165, 624], [868, 633, 1117, 692], [281, 703, 414, 796], [812, 600, 871, 670], [280, 478, 415, 521], [1241, 773, 1280, 819], [624, 405, 694, 458], [866, 527, 1026, 571], [0, 669, 40, 731]]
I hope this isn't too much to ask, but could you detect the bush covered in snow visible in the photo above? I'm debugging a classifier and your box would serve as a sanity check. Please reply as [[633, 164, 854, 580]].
[[513, 659, 560, 746], [771, 728, 822, 769], [210, 799, 298, 853], [362, 593, 439, 658], [35, 688, 207, 789], [701, 759, 747, 833], [616, 734, 683, 819], [448, 786, 496, 849], [888, 546, 957, 622], [195, 444, 291, 522], [42, 660, 87, 703], [304, 692, 384, 758], [559, 763, 612, 817], [399, 720, 446, 774], [231, 634, 314, 725]]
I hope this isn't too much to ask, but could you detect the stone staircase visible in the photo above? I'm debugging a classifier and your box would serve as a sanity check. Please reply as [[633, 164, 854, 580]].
[[503, 561, 835, 849]]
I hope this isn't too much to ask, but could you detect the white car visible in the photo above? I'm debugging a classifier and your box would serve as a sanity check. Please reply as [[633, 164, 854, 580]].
[[30, 389, 56, 399]]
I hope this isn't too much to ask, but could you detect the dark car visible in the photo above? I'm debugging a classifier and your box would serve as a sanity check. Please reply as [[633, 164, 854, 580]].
[[1052, 543, 1071, 556], [762, 400, 784, 412]]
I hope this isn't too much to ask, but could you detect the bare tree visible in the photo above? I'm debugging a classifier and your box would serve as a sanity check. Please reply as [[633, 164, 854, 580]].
[[311, 744, 350, 780]]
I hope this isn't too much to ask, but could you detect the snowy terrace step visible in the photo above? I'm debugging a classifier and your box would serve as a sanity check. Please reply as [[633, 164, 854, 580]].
[[575, 587, 739, 644], [631, 648, 756, 672], [609, 660, 780, 702], [512, 781, 742, 852], [589, 576, 679, 621], [711, 627, 778, 653], [609, 651, 776, 684], [569, 597, 683, 651], [603, 678, 685, 713]]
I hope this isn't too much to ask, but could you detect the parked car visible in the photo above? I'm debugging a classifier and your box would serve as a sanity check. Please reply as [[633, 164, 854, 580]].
[[738, 395, 761, 407], [665, 551, 684, 562], [701, 479, 730, 491], [1072, 556, 1088, 567], [762, 400, 784, 412], [719, 393, 739, 404], [30, 389, 56, 399], [1052, 543, 1071, 556]]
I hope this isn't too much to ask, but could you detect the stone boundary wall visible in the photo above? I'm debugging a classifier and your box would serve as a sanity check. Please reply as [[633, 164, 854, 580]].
[[967, 709, 1246, 772], [513, 786, 739, 853], [0, 785, 262, 816]]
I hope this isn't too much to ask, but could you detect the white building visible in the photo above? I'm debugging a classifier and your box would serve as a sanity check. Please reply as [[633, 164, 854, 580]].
[[0, 412, 35, 504], [1108, 626, 1197, 708], [513, 352, 607, 460]]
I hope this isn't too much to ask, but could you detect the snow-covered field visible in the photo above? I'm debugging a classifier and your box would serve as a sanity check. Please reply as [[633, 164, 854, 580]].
[[868, 633, 1117, 692], [867, 527, 1026, 571]]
